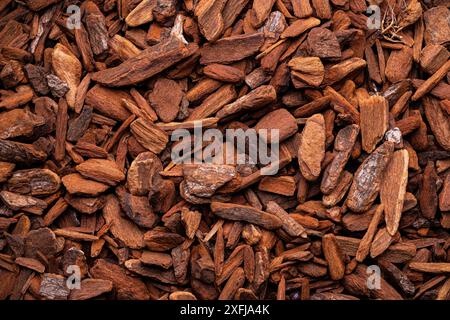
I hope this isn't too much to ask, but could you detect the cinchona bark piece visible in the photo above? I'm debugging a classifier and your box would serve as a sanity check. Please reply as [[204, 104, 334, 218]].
[[92, 38, 194, 87], [359, 96, 389, 153], [321, 124, 360, 194], [52, 44, 81, 108], [298, 114, 325, 181], [210, 202, 282, 230], [200, 33, 265, 64], [347, 141, 395, 213], [322, 234, 345, 280], [380, 150, 409, 236]]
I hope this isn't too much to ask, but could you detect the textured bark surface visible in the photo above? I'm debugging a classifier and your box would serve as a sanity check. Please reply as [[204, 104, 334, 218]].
[[0, 0, 448, 302]]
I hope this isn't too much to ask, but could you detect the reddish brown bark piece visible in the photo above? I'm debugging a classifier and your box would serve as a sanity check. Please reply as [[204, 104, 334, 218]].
[[258, 176, 296, 196], [195, 0, 227, 42], [85, 85, 132, 121], [321, 124, 359, 194], [307, 27, 341, 59], [298, 114, 325, 181], [380, 150, 409, 236], [254, 108, 298, 142], [7, 169, 60, 196], [211, 202, 282, 230], [281, 17, 320, 38], [347, 142, 394, 213], [419, 161, 438, 220], [181, 164, 236, 199], [92, 38, 194, 87], [130, 118, 168, 154], [203, 64, 245, 83], [216, 85, 277, 118], [265, 201, 306, 238], [148, 78, 183, 123], [322, 234, 345, 280], [76, 159, 125, 186], [0, 191, 47, 215], [359, 96, 389, 153], [289, 57, 324, 87], [385, 47, 413, 83], [200, 33, 265, 64], [102, 194, 145, 249], [62, 173, 109, 196], [127, 152, 163, 196], [90, 259, 149, 300], [69, 279, 113, 300], [422, 97, 450, 151]]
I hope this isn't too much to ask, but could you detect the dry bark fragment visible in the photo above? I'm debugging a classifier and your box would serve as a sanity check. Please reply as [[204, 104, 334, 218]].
[[323, 57, 366, 86], [54, 98, 68, 162], [380, 150, 409, 236], [7, 169, 60, 196], [203, 64, 245, 83], [359, 96, 389, 153], [216, 85, 276, 118], [258, 176, 296, 196], [85, 85, 132, 121], [69, 279, 113, 300], [288, 57, 324, 87], [322, 170, 353, 207], [0, 109, 46, 140], [254, 108, 298, 142], [144, 227, 185, 252], [171, 243, 190, 283], [322, 234, 345, 280], [39, 273, 70, 300], [187, 84, 237, 120], [423, 6, 450, 45], [130, 118, 168, 154], [0, 191, 47, 215], [369, 227, 395, 258], [440, 174, 450, 212], [281, 17, 320, 38], [0, 162, 15, 183], [346, 141, 394, 213], [127, 152, 163, 196], [52, 44, 81, 109], [195, 0, 227, 42], [307, 27, 341, 59], [265, 201, 306, 238], [116, 186, 158, 229], [409, 263, 450, 274], [102, 194, 145, 249], [298, 114, 325, 181], [90, 259, 149, 300], [419, 161, 438, 220], [420, 44, 449, 74], [140, 251, 172, 269], [385, 47, 413, 83], [67, 106, 93, 142], [355, 204, 383, 262], [422, 97, 450, 151], [61, 173, 109, 196], [76, 159, 125, 186], [92, 38, 194, 87], [219, 267, 245, 300], [125, 0, 156, 27], [321, 124, 359, 194], [182, 164, 236, 199], [148, 77, 183, 123], [211, 202, 282, 230], [200, 33, 265, 64], [125, 259, 177, 284], [181, 208, 201, 239], [412, 60, 450, 101], [84, 1, 109, 55]]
